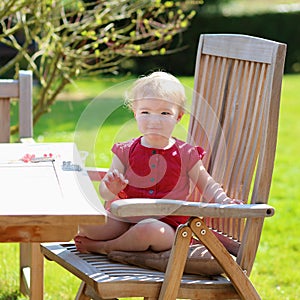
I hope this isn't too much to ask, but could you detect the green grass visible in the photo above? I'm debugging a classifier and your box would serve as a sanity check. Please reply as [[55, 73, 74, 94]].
[[250, 74, 300, 299], [2, 74, 300, 299]]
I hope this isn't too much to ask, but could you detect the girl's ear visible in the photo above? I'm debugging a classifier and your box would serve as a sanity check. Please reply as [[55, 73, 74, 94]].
[[177, 112, 184, 122]]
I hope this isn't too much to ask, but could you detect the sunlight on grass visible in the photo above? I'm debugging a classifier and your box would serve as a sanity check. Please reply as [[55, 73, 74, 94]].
[[3, 74, 300, 299]]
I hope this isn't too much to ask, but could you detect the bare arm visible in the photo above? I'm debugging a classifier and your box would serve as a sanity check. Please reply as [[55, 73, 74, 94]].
[[99, 154, 128, 203], [188, 160, 241, 204]]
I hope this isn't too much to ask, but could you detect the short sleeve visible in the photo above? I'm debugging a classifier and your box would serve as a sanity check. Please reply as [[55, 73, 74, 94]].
[[179, 142, 206, 172], [195, 146, 206, 160], [112, 143, 127, 166], [111, 138, 137, 166]]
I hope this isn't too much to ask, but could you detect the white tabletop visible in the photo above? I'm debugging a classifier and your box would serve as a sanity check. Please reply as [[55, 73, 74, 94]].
[[0, 142, 106, 242]]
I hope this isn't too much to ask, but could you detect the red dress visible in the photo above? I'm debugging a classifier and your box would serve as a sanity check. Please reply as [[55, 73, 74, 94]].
[[112, 136, 205, 228]]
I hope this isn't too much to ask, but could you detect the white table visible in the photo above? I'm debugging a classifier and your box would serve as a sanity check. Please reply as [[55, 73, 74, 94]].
[[0, 142, 107, 299]]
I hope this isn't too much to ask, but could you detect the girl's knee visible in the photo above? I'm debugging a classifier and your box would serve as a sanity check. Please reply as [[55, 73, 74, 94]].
[[135, 219, 175, 242]]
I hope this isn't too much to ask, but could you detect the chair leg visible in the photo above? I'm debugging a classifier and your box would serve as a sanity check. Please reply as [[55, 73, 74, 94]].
[[75, 282, 91, 300], [158, 224, 193, 300], [190, 217, 261, 300], [76, 281, 117, 300], [20, 243, 44, 300], [20, 243, 30, 296]]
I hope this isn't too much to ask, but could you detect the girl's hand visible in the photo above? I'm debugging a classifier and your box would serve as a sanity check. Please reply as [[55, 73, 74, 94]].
[[221, 198, 243, 205], [103, 169, 128, 195]]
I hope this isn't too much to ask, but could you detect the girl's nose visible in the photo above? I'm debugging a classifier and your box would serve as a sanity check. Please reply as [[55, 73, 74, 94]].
[[148, 115, 161, 124]]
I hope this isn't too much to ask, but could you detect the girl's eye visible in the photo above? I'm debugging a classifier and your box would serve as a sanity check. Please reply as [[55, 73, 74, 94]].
[[161, 111, 171, 115], [141, 111, 149, 114]]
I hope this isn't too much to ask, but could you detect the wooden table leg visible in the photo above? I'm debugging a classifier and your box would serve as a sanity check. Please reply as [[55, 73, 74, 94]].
[[20, 243, 44, 300]]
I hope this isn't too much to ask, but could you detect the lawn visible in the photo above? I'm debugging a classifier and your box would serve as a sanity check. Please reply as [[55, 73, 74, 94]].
[[1, 74, 300, 299]]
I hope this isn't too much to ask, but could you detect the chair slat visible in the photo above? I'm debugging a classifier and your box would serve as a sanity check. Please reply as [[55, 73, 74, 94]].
[[0, 98, 10, 143], [236, 64, 267, 198], [202, 34, 274, 63], [19, 70, 33, 138], [0, 80, 19, 97]]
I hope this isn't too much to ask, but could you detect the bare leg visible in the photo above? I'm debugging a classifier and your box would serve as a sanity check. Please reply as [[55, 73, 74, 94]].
[[75, 218, 175, 254], [75, 212, 132, 253], [77, 212, 131, 240]]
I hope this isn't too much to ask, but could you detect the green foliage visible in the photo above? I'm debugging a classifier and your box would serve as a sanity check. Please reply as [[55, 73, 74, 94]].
[[130, 9, 300, 76], [0, 0, 202, 132]]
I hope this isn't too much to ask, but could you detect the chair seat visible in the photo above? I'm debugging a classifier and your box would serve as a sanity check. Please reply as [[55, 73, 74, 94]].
[[41, 242, 239, 299]]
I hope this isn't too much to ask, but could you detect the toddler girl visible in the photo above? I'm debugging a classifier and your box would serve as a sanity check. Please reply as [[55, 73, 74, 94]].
[[75, 71, 240, 254]]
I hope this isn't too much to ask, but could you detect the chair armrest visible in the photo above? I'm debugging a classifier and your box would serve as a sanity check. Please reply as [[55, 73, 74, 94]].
[[85, 167, 108, 181], [110, 198, 275, 219], [20, 137, 36, 144]]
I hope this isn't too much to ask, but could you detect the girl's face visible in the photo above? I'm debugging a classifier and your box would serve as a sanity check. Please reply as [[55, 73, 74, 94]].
[[134, 98, 183, 145]]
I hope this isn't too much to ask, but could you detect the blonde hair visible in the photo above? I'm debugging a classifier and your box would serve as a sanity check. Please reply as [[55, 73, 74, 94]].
[[125, 71, 186, 114]]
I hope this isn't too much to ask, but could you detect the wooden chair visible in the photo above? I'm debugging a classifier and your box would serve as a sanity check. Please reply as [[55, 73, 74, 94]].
[[41, 34, 286, 299], [0, 70, 32, 142], [0, 70, 38, 298]]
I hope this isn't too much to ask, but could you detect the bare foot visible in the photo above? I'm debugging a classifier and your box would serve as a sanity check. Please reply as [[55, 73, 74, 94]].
[[74, 235, 108, 255]]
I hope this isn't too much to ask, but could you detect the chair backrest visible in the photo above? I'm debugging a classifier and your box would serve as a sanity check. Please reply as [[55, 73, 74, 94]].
[[0, 70, 33, 142], [188, 34, 286, 274]]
